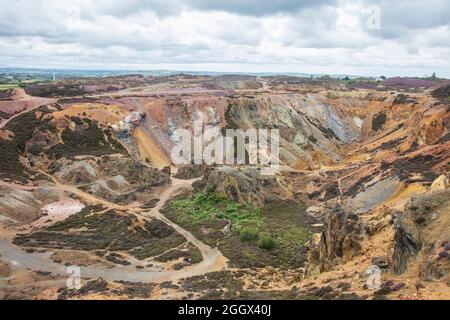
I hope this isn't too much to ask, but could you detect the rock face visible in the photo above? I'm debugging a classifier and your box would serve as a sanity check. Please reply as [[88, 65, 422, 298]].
[[224, 95, 362, 169], [431, 84, 450, 104], [173, 164, 206, 180], [392, 190, 450, 275], [372, 256, 390, 270], [392, 213, 422, 275], [110, 112, 146, 137], [51, 155, 170, 187], [308, 208, 364, 272], [0, 186, 61, 223], [430, 174, 449, 191], [193, 166, 289, 207]]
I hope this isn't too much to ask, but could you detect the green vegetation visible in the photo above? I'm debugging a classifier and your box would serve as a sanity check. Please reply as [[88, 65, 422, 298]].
[[170, 188, 262, 232], [0, 79, 41, 91], [257, 236, 275, 250], [166, 189, 312, 268], [0, 83, 20, 90], [239, 227, 259, 242]]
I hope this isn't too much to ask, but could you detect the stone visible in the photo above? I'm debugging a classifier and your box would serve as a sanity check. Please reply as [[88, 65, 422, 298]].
[[430, 174, 449, 191], [391, 213, 422, 275], [372, 256, 390, 270]]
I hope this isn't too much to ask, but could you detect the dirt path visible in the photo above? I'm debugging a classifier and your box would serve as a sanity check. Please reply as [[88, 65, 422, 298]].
[[0, 177, 228, 284], [144, 177, 228, 270]]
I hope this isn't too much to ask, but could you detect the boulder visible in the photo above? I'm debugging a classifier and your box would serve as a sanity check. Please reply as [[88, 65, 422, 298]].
[[430, 174, 449, 191]]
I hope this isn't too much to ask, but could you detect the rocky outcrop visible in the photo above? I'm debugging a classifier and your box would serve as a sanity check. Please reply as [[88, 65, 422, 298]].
[[110, 112, 146, 137], [98, 155, 170, 187], [0, 186, 61, 223], [308, 207, 364, 273], [431, 84, 450, 104], [193, 166, 290, 207], [51, 155, 170, 188], [49, 155, 170, 203], [392, 190, 450, 275], [173, 164, 207, 180], [391, 212, 422, 275], [430, 174, 449, 191], [224, 95, 362, 169]]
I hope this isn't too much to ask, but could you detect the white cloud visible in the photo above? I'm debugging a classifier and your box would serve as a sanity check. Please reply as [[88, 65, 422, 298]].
[[0, 0, 449, 77]]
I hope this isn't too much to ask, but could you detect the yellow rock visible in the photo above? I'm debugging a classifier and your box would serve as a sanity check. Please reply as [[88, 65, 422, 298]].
[[430, 174, 449, 191]]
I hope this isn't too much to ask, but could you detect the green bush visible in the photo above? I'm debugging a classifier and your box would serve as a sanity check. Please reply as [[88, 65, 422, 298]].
[[257, 236, 275, 250], [171, 189, 262, 229], [239, 227, 259, 242]]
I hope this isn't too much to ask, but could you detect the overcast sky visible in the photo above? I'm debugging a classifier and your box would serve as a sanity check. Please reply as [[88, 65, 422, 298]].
[[1, 0, 449, 77]]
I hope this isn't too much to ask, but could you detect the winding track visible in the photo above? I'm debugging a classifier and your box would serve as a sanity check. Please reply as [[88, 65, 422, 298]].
[[0, 163, 359, 284], [0, 177, 228, 284]]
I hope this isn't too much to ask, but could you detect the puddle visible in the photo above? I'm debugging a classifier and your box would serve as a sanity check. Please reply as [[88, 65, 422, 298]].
[[32, 199, 85, 227]]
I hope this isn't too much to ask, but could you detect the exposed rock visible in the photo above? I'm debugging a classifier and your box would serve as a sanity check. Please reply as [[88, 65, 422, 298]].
[[419, 253, 449, 281], [407, 190, 449, 226], [394, 94, 416, 105], [193, 166, 289, 207], [51, 158, 98, 185], [98, 155, 170, 187], [173, 164, 206, 180], [0, 261, 12, 277], [430, 174, 449, 191], [0, 186, 61, 222], [372, 111, 387, 131], [110, 111, 146, 136], [374, 280, 407, 296], [431, 84, 450, 104], [49, 155, 171, 203], [336, 282, 352, 291], [391, 212, 422, 275], [308, 208, 363, 272]]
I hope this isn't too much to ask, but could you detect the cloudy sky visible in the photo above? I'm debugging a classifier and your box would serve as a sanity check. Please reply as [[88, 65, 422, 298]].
[[1, 0, 449, 77]]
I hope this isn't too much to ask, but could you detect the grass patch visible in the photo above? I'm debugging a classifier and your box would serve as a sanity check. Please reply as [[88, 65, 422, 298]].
[[165, 189, 313, 268], [170, 188, 262, 232], [257, 235, 276, 250], [239, 227, 259, 242], [0, 83, 20, 90]]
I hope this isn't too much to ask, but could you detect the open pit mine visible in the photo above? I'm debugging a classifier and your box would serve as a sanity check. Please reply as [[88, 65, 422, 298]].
[[0, 74, 449, 300]]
